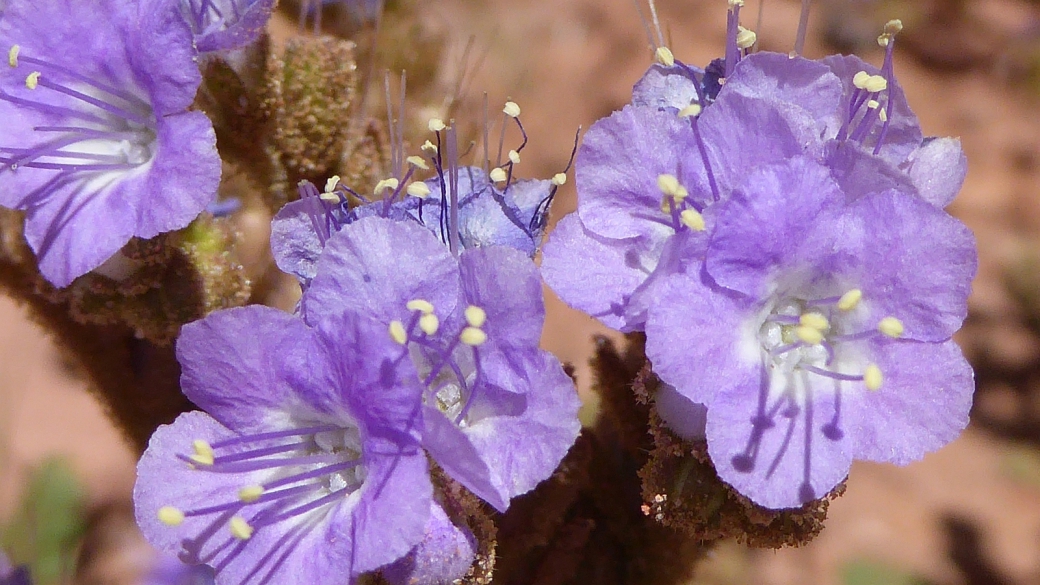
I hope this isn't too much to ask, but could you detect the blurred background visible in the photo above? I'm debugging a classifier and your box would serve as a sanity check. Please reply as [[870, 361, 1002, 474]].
[[4, 0, 1040, 582]]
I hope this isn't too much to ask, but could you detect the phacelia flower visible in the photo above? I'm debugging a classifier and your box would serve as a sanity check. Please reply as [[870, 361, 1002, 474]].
[[644, 156, 976, 509], [272, 107, 569, 285], [179, 0, 277, 53], [0, 552, 30, 585], [301, 216, 582, 512], [0, 0, 220, 287], [381, 504, 477, 585], [135, 305, 432, 583], [143, 554, 215, 585]]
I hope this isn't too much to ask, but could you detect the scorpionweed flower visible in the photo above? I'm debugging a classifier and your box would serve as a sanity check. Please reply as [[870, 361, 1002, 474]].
[[0, 0, 220, 287], [271, 100, 571, 285], [302, 216, 582, 512], [135, 306, 432, 583], [179, 0, 278, 53]]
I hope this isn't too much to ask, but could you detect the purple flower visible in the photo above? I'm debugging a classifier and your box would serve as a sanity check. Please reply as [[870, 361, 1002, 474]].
[[134, 305, 432, 583], [381, 504, 477, 585], [302, 216, 582, 513], [0, 0, 220, 287], [644, 156, 976, 509], [143, 554, 215, 585], [0, 552, 30, 585], [180, 0, 277, 53]]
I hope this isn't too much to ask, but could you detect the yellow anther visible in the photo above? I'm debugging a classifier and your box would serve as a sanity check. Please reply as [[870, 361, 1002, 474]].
[[238, 485, 264, 503], [419, 313, 440, 336], [460, 326, 487, 346], [465, 305, 487, 328], [678, 103, 702, 118], [878, 108, 888, 123], [654, 46, 675, 67], [503, 101, 521, 118], [837, 289, 862, 311], [406, 182, 430, 199], [8, 45, 19, 68], [428, 118, 446, 132], [864, 364, 883, 391], [406, 299, 434, 314], [389, 320, 407, 345], [736, 26, 757, 49], [508, 149, 521, 164], [373, 178, 399, 196], [25, 71, 40, 90], [406, 155, 429, 170], [551, 172, 567, 186], [794, 325, 824, 345], [158, 506, 185, 527], [489, 167, 507, 183], [728, 0, 744, 7], [324, 175, 340, 193], [229, 517, 254, 540], [421, 140, 438, 155], [866, 99, 880, 110], [660, 196, 675, 215], [884, 19, 903, 35], [877, 34, 891, 48], [680, 209, 705, 231], [864, 75, 887, 93], [319, 192, 340, 204], [190, 439, 214, 466], [799, 312, 830, 331], [878, 316, 904, 339], [852, 71, 871, 90], [657, 174, 686, 199]]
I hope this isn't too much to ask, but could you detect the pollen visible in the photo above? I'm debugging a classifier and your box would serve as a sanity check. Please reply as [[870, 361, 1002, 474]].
[[389, 320, 407, 345], [864, 364, 883, 391], [421, 140, 438, 156], [229, 517, 254, 540], [794, 325, 824, 345], [852, 71, 871, 90], [25, 71, 40, 90], [799, 312, 830, 331], [406, 155, 429, 170], [489, 167, 507, 183], [190, 439, 214, 466], [428, 118, 446, 132], [157, 506, 185, 527], [319, 192, 340, 204], [465, 305, 487, 327], [419, 313, 440, 336], [864, 75, 887, 93], [407, 182, 431, 198], [654, 46, 675, 67], [8, 45, 19, 68], [551, 173, 567, 186], [508, 149, 521, 164], [324, 175, 340, 193], [406, 299, 434, 314], [656, 174, 687, 199], [866, 99, 880, 110], [373, 178, 399, 195], [678, 104, 702, 118], [728, 0, 744, 7], [238, 485, 265, 503], [460, 326, 488, 346], [884, 19, 903, 35], [837, 289, 863, 311], [680, 209, 705, 231], [736, 26, 757, 49], [503, 101, 521, 118], [878, 316, 904, 338]]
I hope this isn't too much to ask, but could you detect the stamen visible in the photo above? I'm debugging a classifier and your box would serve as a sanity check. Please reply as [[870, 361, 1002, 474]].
[[551, 173, 567, 186], [419, 313, 440, 336], [407, 155, 428, 170], [680, 209, 705, 231], [502, 101, 521, 118], [407, 180, 431, 199], [192, 440, 215, 466], [406, 299, 435, 314], [324, 176, 340, 193], [229, 517, 253, 540], [158, 506, 185, 526], [25, 71, 40, 90], [460, 327, 487, 346], [837, 289, 862, 311], [8, 45, 19, 68], [654, 46, 675, 67], [238, 486, 265, 503], [421, 140, 438, 156], [656, 174, 687, 199], [465, 305, 487, 327], [678, 104, 702, 118], [864, 364, 882, 391], [489, 167, 507, 183], [794, 325, 824, 345], [373, 178, 399, 196], [736, 26, 757, 50], [508, 149, 521, 164], [878, 317, 904, 338], [428, 118, 446, 132], [799, 312, 829, 331], [389, 321, 408, 345]]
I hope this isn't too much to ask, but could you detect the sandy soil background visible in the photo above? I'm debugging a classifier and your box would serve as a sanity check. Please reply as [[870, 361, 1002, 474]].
[[3, 0, 1040, 583]]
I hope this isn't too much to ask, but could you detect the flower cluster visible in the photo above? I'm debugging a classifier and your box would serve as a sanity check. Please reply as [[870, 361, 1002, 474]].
[[135, 109, 581, 582], [0, 0, 283, 288], [543, 4, 976, 509]]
